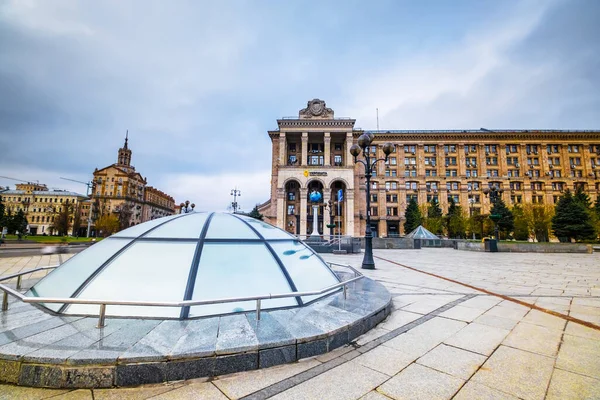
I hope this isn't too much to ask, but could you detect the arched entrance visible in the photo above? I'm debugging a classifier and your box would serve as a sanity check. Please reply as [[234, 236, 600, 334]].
[[284, 180, 301, 234], [329, 180, 347, 236], [306, 180, 324, 236]]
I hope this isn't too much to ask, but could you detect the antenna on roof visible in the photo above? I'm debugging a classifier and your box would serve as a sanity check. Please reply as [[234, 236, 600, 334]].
[[376, 108, 380, 131]]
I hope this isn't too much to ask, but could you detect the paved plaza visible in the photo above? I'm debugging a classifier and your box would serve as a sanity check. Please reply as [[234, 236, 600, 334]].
[[0, 249, 599, 399]]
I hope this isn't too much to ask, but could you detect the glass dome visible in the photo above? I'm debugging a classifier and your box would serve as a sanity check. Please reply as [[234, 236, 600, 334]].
[[28, 212, 340, 318]]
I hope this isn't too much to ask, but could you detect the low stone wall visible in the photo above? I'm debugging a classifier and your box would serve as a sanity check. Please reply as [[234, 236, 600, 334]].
[[362, 237, 415, 249], [456, 241, 592, 253]]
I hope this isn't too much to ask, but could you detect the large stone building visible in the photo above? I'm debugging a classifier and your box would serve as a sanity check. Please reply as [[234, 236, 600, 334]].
[[260, 99, 600, 237], [0, 183, 87, 235], [91, 135, 175, 228]]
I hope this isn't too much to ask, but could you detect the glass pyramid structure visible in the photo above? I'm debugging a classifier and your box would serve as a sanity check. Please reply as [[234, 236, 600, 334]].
[[28, 212, 340, 319]]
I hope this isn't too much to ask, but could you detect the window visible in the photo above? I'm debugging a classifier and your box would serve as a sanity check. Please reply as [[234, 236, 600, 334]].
[[485, 144, 498, 154], [510, 182, 522, 190], [445, 157, 457, 166], [446, 169, 458, 177], [404, 170, 417, 177], [532, 195, 544, 204], [507, 170, 520, 177], [510, 195, 523, 204], [406, 194, 418, 202], [549, 157, 561, 166], [486, 169, 499, 177], [386, 207, 398, 216], [569, 157, 581, 166], [386, 182, 398, 190], [386, 194, 398, 203], [334, 143, 342, 151], [552, 182, 564, 191], [288, 192, 296, 201], [404, 157, 417, 165], [466, 169, 478, 177], [447, 194, 459, 203], [288, 155, 297, 165], [531, 182, 543, 190], [464, 145, 477, 153], [570, 170, 583, 178], [526, 144, 539, 155], [371, 182, 377, 189], [425, 157, 436, 166], [468, 194, 481, 203], [310, 143, 323, 153], [404, 182, 417, 190], [385, 169, 397, 177], [547, 144, 560, 154], [485, 157, 498, 166], [568, 145, 580, 153], [467, 182, 480, 191], [424, 145, 436, 153], [404, 145, 416, 154], [370, 207, 378, 216], [425, 169, 437, 177], [426, 194, 439, 202], [389, 157, 397, 165], [308, 155, 323, 165], [444, 144, 457, 153], [527, 157, 540, 165], [506, 144, 518, 153], [369, 145, 377, 154], [446, 182, 459, 190], [288, 143, 296, 152], [506, 157, 519, 165], [426, 182, 438, 191], [370, 194, 378, 202], [333, 155, 342, 165], [465, 157, 477, 166]]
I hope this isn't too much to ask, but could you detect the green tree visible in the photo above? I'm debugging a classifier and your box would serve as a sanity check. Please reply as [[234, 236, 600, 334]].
[[552, 190, 596, 242], [445, 198, 466, 238], [0, 195, 5, 237], [247, 205, 264, 221], [512, 204, 529, 241], [403, 198, 422, 234], [72, 207, 82, 237], [424, 198, 443, 235], [95, 214, 120, 237], [51, 205, 72, 236], [12, 210, 28, 239], [524, 204, 554, 242], [574, 186, 592, 209], [490, 199, 514, 239]]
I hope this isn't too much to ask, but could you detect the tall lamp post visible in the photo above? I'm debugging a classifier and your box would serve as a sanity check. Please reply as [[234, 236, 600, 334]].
[[468, 197, 476, 240], [179, 200, 195, 214], [350, 134, 395, 269], [230, 188, 241, 214], [483, 185, 503, 249]]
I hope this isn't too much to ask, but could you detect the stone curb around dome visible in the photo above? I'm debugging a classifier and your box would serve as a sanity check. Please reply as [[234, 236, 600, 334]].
[[0, 275, 391, 388]]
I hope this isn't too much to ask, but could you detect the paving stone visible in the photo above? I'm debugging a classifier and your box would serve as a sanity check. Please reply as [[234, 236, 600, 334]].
[[564, 321, 600, 341], [246, 313, 295, 350], [546, 368, 600, 400], [473, 313, 519, 330], [0, 384, 70, 399], [353, 342, 413, 376], [520, 309, 566, 331], [214, 352, 258, 376], [119, 320, 188, 362], [453, 380, 519, 400], [0, 359, 20, 384], [215, 315, 259, 356], [502, 321, 563, 357], [459, 296, 502, 310], [270, 360, 388, 400], [377, 309, 421, 330], [213, 358, 320, 399], [269, 309, 327, 343], [170, 317, 219, 358], [354, 326, 390, 346], [556, 334, 600, 380], [439, 304, 486, 322], [50, 389, 94, 399], [444, 322, 510, 356], [471, 345, 555, 400], [416, 343, 487, 379], [149, 382, 228, 399], [315, 344, 353, 363], [358, 391, 389, 400], [483, 304, 530, 321], [93, 385, 181, 400], [378, 363, 464, 400]]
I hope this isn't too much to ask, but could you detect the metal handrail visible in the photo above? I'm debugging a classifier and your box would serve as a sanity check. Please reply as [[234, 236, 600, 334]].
[[0, 263, 363, 328]]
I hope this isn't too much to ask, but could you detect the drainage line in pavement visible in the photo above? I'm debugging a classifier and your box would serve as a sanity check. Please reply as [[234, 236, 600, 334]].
[[240, 294, 477, 400], [375, 255, 600, 331]]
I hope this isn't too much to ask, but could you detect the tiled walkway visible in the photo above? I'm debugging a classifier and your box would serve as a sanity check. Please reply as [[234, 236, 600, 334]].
[[1, 249, 599, 399]]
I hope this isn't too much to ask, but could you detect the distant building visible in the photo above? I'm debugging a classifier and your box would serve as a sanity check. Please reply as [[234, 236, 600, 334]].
[[91, 134, 176, 228], [261, 99, 600, 237], [0, 183, 87, 235]]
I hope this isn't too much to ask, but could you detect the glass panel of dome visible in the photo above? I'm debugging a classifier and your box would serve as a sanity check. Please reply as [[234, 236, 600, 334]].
[[205, 213, 258, 240], [241, 217, 297, 239], [113, 214, 181, 237], [189, 243, 296, 317], [65, 241, 196, 318], [28, 238, 133, 311], [270, 241, 339, 303], [145, 212, 209, 239]]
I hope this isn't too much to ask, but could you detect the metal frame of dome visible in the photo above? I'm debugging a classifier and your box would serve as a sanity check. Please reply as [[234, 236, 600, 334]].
[[24, 212, 345, 320]]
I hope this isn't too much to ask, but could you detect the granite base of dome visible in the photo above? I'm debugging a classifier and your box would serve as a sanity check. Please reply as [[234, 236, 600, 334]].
[[0, 275, 391, 388]]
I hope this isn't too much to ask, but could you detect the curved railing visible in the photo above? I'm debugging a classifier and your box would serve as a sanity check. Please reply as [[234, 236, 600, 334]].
[[0, 262, 363, 328]]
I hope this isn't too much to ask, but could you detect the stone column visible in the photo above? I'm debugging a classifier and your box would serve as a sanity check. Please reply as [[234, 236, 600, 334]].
[[301, 132, 308, 166], [299, 188, 308, 236], [345, 132, 354, 167], [324, 132, 331, 166], [276, 188, 286, 229], [323, 190, 331, 236], [346, 189, 355, 237], [279, 132, 286, 166]]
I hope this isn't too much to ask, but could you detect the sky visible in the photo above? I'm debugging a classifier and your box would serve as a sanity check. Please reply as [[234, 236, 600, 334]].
[[1, 0, 599, 211]]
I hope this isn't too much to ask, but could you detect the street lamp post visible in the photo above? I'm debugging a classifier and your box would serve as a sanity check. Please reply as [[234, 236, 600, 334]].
[[468, 197, 476, 240], [230, 188, 241, 214], [350, 134, 395, 270], [483, 185, 503, 245], [179, 200, 195, 214]]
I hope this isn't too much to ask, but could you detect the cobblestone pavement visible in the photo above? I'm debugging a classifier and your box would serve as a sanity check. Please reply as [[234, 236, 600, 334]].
[[1, 249, 599, 399]]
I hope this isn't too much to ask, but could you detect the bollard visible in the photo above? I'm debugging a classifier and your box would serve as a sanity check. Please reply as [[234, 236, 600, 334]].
[[343, 284, 347, 299], [16, 276, 22, 290], [1, 291, 8, 311], [97, 304, 106, 328], [256, 299, 261, 321]]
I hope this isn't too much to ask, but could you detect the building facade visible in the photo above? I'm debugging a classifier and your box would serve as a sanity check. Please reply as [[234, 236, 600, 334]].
[[0, 183, 87, 235], [261, 99, 600, 237], [91, 135, 176, 228]]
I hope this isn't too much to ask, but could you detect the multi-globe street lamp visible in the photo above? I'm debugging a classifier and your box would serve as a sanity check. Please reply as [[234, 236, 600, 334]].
[[468, 197, 476, 240], [230, 188, 241, 214], [483, 185, 503, 243], [179, 200, 195, 214], [350, 133, 395, 270]]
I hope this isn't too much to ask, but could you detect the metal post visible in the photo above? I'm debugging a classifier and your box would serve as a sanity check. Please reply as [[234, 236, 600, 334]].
[[2, 291, 8, 311], [97, 304, 106, 328], [362, 155, 376, 269], [337, 199, 342, 251], [343, 284, 347, 299], [16, 276, 22, 290], [256, 299, 261, 321]]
